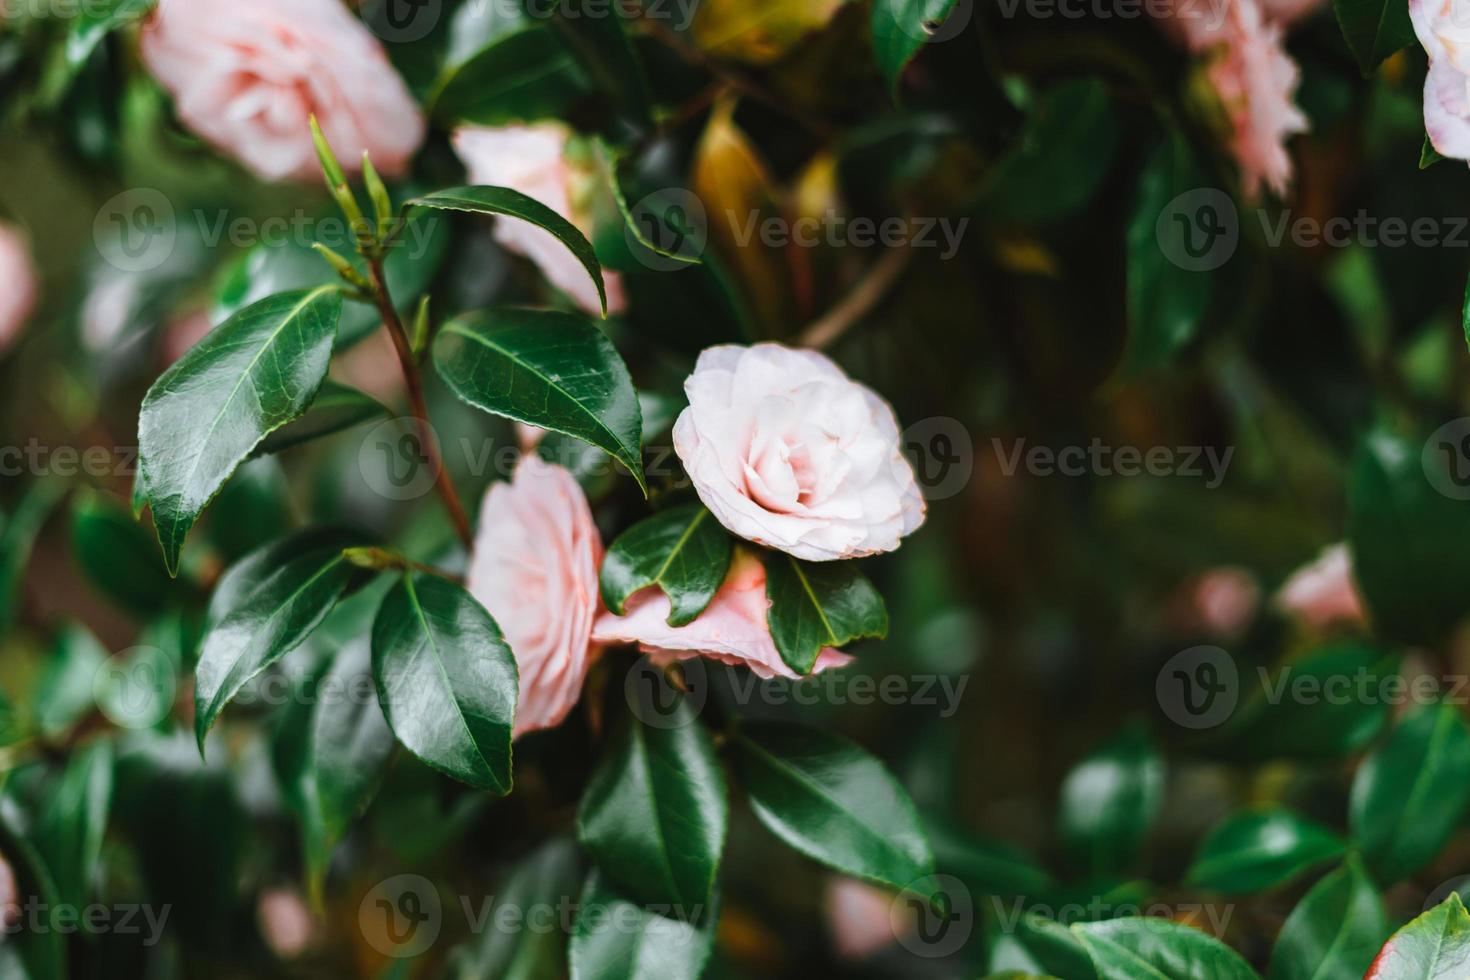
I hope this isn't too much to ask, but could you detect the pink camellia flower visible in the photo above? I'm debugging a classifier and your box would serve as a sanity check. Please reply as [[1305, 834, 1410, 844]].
[[672, 344, 925, 562], [593, 549, 853, 679], [0, 224, 37, 356], [825, 877, 900, 961], [451, 124, 625, 316], [1412, 0, 1470, 161], [467, 458, 603, 738], [1173, 566, 1261, 638], [257, 888, 314, 959], [139, 0, 424, 183], [1274, 543, 1368, 630]]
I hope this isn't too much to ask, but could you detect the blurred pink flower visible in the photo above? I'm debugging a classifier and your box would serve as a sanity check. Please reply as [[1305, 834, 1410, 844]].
[[467, 458, 603, 738], [0, 852, 18, 928], [451, 124, 625, 316], [161, 310, 214, 365], [257, 888, 314, 958], [673, 344, 925, 562], [1180, 567, 1261, 638], [593, 549, 853, 679], [140, 0, 424, 183], [0, 224, 37, 356], [825, 877, 899, 960], [1412, 0, 1470, 160], [1274, 543, 1367, 630]]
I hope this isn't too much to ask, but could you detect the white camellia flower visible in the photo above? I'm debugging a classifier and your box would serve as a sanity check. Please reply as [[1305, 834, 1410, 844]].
[[1412, 0, 1470, 160], [672, 343, 926, 562]]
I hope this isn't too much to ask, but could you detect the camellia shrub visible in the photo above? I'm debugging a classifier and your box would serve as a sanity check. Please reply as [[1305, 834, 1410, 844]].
[[7, 0, 1470, 977]]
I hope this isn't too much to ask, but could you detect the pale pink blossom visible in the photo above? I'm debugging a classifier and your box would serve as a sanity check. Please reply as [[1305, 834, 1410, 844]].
[[257, 888, 314, 958], [672, 344, 925, 562], [140, 0, 424, 183], [1175, 567, 1261, 638], [451, 124, 625, 316], [1412, 0, 1470, 160], [467, 458, 603, 738], [593, 549, 853, 679], [825, 877, 899, 961], [0, 853, 17, 928], [0, 224, 36, 356], [1274, 543, 1367, 630]]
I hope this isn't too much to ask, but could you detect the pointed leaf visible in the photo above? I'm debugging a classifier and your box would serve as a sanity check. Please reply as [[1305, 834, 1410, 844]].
[[733, 721, 935, 899], [71, 491, 174, 617], [1366, 894, 1470, 979], [138, 286, 343, 574], [433, 308, 645, 491], [871, 0, 960, 90], [0, 480, 65, 640], [600, 504, 732, 626], [255, 381, 387, 456], [1058, 727, 1164, 877], [578, 701, 726, 911], [1185, 808, 1345, 894], [408, 187, 607, 314], [34, 741, 113, 914], [1072, 917, 1261, 980], [371, 571, 518, 793], [65, 0, 157, 72], [570, 871, 718, 980], [1267, 857, 1386, 980], [1333, 0, 1416, 76], [764, 555, 887, 675], [314, 637, 395, 848]]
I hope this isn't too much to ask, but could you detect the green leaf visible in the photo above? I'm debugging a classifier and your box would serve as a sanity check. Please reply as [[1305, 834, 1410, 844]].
[[1184, 808, 1345, 894], [138, 286, 343, 575], [71, 491, 174, 617], [764, 555, 888, 675], [871, 0, 960, 90], [928, 820, 1055, 900], [0, 804, 67, 979], [34, 741, 113, 913], [429, 25, 587, 127], [1365, 893, 1470, 979], [0, 480, 65, 640], [1351, 428, 1470, 645], [1349, 701, 1470, 884], [64, 0, 156, 72], [1267, 857, 1385, 980], [570, 871, 718, 980], [1072, 917, 1261, 980], [408, 187, 608, 314], [733, 722, 936, 898], [1122, 132, 1211, 376], [35, 624, 108, 739], [544, 0, 652, 128], [578, 702, 726, 912], [451, 838, 580, 979], [1423, 134, 1447, 170], [371, 571, 518, 793], [433, 308, 645, 491], [600, 505, 732, 626], [1058, 726, 1164, 877], [194, 534, 358, 750], [314, 637, 396, 852], [255, 381, 387, 456], [990, 913, 1097, 980], [1332, 0, 1416, 76]]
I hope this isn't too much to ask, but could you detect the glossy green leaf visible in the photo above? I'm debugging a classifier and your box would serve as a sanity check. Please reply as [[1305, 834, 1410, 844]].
[[570, 871, 717, 980], [138, 286, 343, 575], [1333, 0, 1416, 76], [1185, 808, 1345, 894], [408, 187, 607, 313], [871, 0, 960, 89], [733, 722, 936, 899], [65, 0, 156, 72], [269, 647, 332, 900], [314, 637, 396, 851], [928, 819, 1055, 900], [430, 25, 587, 127], [194, 535, 357, 750], [433, 308, 644, 491], [1122, 132, 1211, 376], [1267, 858, 1385, 980], [34, 741, 113, 913], [255, 381, 387, 456], [1072, 917, 1261, 980], [578, 701, 726, 912], [371, 571, 518, 793], [764, 555, 888, 675], [0, 805, 67, 979], [1349, 428, 1470, 645], [600, 504, 731, 626], [990, 913, 1097, 980], [544, 0, 651, 128], [1365, 893, 1470, 979], [1058, 727, 1164, 877], [1349, 701, 1470, 884], [205, 457, 293, 563], [450, 838, 580, 979], [35, 624, 108, 738], [71, 491, 174, 617], [0, 480, 64, 640]]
